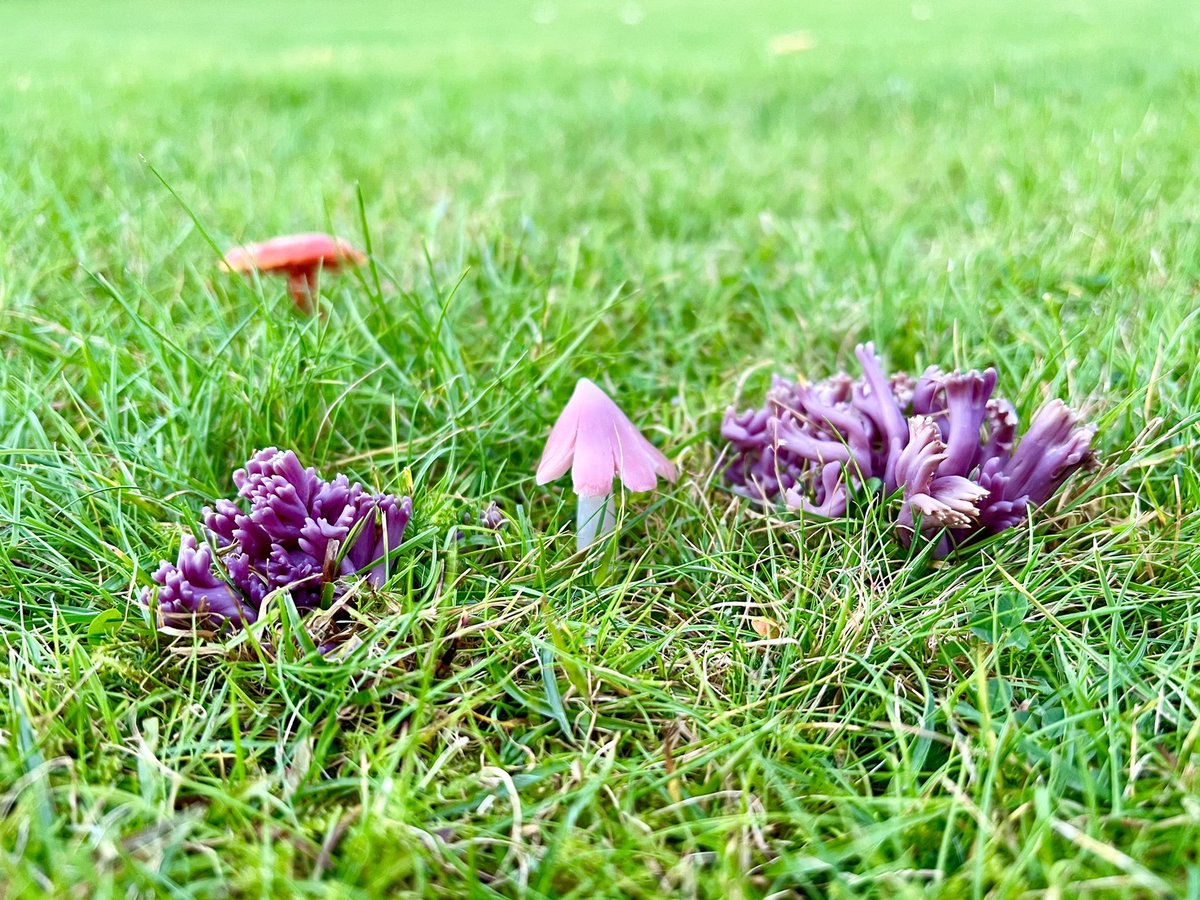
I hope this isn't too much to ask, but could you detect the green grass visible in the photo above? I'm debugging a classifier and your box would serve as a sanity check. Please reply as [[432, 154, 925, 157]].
[[2, 0, 1200, 895]]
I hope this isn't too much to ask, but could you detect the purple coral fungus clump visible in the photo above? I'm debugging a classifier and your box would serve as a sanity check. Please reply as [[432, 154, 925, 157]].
[[721, 344, 1097, 554], [143, 448, 412, 630]]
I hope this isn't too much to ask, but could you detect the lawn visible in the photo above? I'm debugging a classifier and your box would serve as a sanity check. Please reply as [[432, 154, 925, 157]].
[[2, 0, 1200, 895]]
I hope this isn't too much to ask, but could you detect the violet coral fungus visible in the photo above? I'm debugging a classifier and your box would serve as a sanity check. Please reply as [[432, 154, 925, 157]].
[[480, 501, 505, 531], [143, 448, 411, 630], [721, 344, 1097, 554]]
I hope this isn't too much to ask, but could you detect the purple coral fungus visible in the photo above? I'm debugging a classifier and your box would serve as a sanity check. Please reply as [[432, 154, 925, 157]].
[[721, 344, 1097, 554], [143, 448, 411, 631]]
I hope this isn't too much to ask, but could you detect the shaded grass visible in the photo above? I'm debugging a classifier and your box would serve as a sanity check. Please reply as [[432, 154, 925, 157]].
[[2, 0, 1200, 895]]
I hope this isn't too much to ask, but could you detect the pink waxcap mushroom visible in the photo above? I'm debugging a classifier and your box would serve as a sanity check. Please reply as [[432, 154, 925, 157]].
[[220, 232, 365, 314], [536, 378, 677, 551], [537, 378, 676, 494]]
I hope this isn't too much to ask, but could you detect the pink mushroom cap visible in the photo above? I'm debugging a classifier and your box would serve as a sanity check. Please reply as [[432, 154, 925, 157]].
[[220, 232, 366, 314], [220, 233, 366, 275], [536, 378, 677, 497]]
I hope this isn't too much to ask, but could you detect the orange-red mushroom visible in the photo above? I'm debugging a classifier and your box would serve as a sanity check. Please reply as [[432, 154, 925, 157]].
[[220, 233, 365, 314]]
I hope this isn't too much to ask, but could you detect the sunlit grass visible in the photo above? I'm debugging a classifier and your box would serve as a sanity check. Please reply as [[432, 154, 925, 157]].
[[2, 0, 1199, 895]]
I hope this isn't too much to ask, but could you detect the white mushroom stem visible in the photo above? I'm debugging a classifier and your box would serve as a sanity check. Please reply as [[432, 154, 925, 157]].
[[576, 493, 616, 553]]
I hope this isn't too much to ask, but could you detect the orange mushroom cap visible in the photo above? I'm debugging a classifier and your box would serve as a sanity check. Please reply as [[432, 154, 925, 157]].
[[220, 233, 365, 275]]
